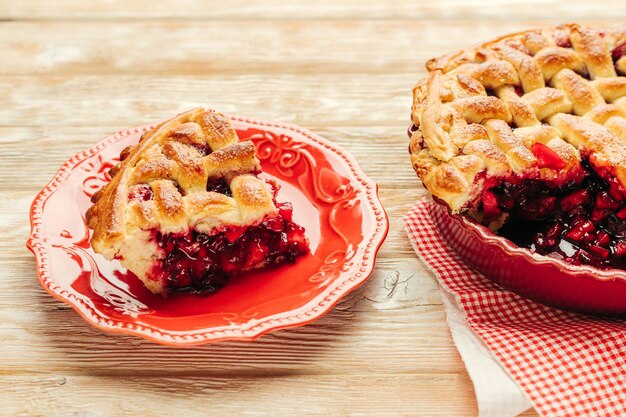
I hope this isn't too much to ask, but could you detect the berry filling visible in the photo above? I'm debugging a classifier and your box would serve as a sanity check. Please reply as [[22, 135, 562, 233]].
[[206, 177, 232, 196], [480, 162, 626, 269], [554, 33, 572, 48], [530, 142, 566, 170], [128, 184, 153, 202], [149, 202, 309, 293], [612, 43, 626, 62]]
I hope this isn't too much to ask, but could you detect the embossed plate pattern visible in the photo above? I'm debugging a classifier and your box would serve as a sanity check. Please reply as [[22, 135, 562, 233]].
[[27, 115, 388, 346]]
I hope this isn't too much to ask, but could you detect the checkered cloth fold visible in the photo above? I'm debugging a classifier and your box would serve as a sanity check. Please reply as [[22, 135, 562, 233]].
[[404, 199, 626, 417]]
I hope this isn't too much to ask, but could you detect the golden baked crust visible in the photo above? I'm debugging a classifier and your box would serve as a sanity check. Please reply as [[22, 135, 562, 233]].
[[86, 108, 277, 293], [410, 24, 626, 211]]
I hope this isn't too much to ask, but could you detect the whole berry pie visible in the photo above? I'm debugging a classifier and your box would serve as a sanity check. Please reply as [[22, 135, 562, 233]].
[[86, 108, 309, 295], [409, 24, 626, 269]]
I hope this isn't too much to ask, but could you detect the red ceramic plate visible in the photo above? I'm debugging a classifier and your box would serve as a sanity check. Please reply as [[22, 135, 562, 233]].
[[429, 199, 626, 316], [27, 114, 388, 345]]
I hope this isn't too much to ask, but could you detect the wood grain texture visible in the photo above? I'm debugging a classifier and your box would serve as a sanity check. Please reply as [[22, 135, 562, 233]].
[[4, 0, 626, 20], [0, 74, 414, 128], [3, 374, 479, 417], [0, 20, 579, 75], [4, 0, 614, 415], [3, 20, 624, 77]]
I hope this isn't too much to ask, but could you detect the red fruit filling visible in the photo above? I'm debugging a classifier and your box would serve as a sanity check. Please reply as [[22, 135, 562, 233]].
[[555, 37, 572, 49], [554, 30, 572, 48], [612, 43, 626, 62], [530, 143, 566, 170], [149, 202, 309, 293], [206, 177, 232, 196], [481, 191, 501, 219], [128, 184, 153, 202], [480, 162, 626, 269]]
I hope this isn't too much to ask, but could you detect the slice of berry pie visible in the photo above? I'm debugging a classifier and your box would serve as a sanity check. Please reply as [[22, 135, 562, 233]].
[[409, 24, 626, 269], [86, 108, 309, 295]]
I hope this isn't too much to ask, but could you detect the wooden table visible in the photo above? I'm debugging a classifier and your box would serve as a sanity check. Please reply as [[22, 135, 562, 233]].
[[3, 1, 621, 415]]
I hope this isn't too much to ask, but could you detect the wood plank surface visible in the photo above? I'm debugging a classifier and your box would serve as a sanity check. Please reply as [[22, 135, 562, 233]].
[[3, 374, 478, 417], [3, 1, 617, 416], [0, 20, 571, 75], [4, 0, 626, 20], [3, 19, 624, 77]]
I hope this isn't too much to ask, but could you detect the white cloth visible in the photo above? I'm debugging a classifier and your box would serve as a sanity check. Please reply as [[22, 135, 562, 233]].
[[439, 287, 534, 417]]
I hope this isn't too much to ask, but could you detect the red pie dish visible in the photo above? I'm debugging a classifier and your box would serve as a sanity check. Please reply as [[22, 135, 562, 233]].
[[429, 199, 626, 316], [27, 114, 388, 345], [408, 24, 626, 316]]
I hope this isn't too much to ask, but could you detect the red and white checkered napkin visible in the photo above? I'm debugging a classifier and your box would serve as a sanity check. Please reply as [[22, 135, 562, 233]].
[[404, 199, 626, 417]]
